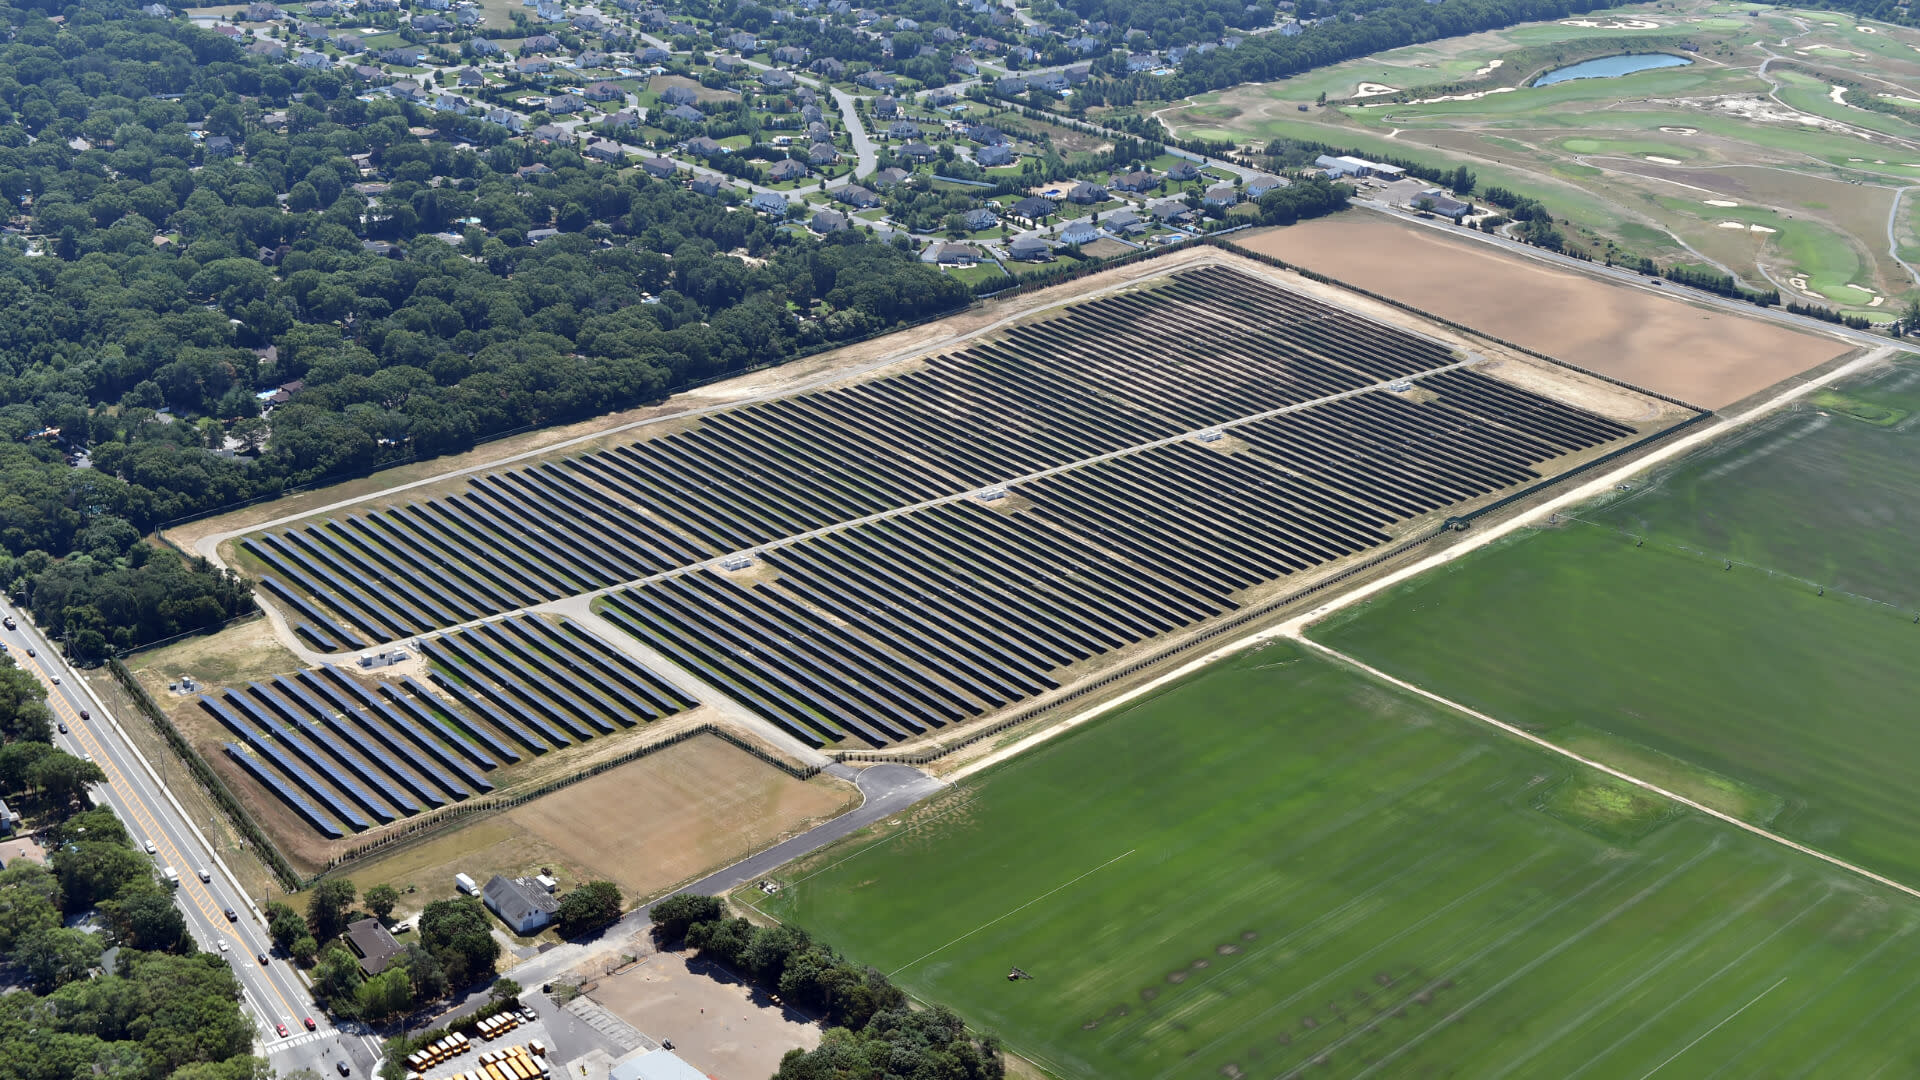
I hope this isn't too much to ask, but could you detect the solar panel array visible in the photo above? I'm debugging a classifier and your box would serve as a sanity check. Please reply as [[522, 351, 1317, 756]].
[[212, 616, 695, 836], [237, 264, 1658, 763]]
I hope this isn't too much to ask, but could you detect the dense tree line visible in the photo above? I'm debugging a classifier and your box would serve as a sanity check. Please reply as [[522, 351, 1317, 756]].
[[1255, 175, 1351, 225], [0, 0, 970, 658], [0, 654, 255, 1080], [652, 894, 1003, 1080]]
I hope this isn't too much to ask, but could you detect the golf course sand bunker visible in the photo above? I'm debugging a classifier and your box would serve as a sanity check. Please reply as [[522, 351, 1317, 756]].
[[1239, 216, 1848, 408]]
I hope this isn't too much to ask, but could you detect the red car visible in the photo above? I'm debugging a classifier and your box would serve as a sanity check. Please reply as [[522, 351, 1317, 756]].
[[304, 1017, 317, 1032], [276, 1023, 289, 1038]]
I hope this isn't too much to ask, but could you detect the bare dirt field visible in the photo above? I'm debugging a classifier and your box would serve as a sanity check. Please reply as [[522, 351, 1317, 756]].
[[586, 947, 821, 1079], [342, 736, 856, 918], [1237, 215, 1851, 407]]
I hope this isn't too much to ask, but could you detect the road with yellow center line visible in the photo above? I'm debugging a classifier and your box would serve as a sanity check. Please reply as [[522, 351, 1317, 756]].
[[1, 601, 379, 1076]]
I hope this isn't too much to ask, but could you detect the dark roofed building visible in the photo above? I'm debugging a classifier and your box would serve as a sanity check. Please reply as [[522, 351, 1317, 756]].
[[344, 917, 403, 975], [1011, 195, 1054, 222]]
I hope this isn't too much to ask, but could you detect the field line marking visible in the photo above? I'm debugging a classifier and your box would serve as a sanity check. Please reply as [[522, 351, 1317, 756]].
[[1636, 977, 1789, 1080], [888, 848, 1135, 977], [1295, 637, 1920, 904], [1704, 923, 1917, 1080]]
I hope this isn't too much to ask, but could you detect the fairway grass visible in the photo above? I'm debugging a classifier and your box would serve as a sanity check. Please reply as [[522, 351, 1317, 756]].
[[764, 646, 1920, 1078], [1312, 524, 1920, 885]]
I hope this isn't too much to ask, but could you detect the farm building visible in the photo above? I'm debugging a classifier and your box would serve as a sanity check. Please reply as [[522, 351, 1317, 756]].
[[1412, 189, 1471, 219], [484, 875, 559, 934], [1313, 154, 1406, 179]]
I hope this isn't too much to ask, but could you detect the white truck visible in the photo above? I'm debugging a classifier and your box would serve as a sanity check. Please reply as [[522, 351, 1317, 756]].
[[163, 866, 180, 888]]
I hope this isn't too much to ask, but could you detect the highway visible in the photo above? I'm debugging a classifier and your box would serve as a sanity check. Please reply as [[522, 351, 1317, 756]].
[[0, 596, 377, 1077]]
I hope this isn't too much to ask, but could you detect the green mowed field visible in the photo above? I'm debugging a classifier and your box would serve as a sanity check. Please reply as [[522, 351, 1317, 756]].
[[1312, 524, 1920, 883], [765, 646, 1920, 1079], [1595, 362, 1920, 609]]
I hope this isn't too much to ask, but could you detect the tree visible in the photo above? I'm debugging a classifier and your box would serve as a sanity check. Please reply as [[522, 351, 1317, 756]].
[[419, 896, 499, 987], [101, 878, 189, 952], [267, 901, 311, 952], [364, 883, 401, 922], [52, 841, 147, 912], [0, 863, 63, 950], [651, 893, 724, 944], [555, 881, 622, 938], [15, 926, 102, 992], [311, 941, 367, 1013], [489, 976, 522, 1005], [355, 968, 413, 1021], [1905, 296, 1920, 332], [30, 751, 107, 807], [307, 878, 357, 942]]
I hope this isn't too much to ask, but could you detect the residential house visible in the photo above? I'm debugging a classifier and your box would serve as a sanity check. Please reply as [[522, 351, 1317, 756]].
[[801, 104, 824, 124], [1243, 174, 1284, 198], [1164, 160, 1202, 183], [467, 35, 501, 55], [637, 46, 670, 64], [380, 46, 426, 65], [723, 31, 758, 52], [604, 109, 644, 130], [690, 176, 725, 196], [869, 166, 909, 189], [1010, 195, 1054, 223], [874, 95, 898, 118], [934, 242, 980, 265], [1111, 169, 1156, 193], [961, 207, 998, 230], [760, 69, 795, 89], [203, 135, 236, 157], [810, 208, 848, 232], [811, 57, 847, 79], [951, 55, 978, 75], [855, 70, 897, 91], [516, 56, 552, 74], [531, 123, 571, 143], [1030, 71, 1069, 93], [1148, 197, 1193, 223], [433, 92, 470, 114], [1007, 232, 1052, 260], [966, 123, 1007, 145], [584, 139, 626, 162], [685, 136, 725, 156], [773, 45, 808, 64], [899, 141, 938, 163], [659, 85, 699, 105], [141, 3, 172, 16], [750, 191, 792, 215], [585, 81, 625, 101], [1126, 52, 1158, 72], [246, 39, 286, 59], [807, 142, 840, 165], [994, 76, 1027, 96], [713, 54, 747, 73], [886, 119, 919, 139], [517, 162, 553, 177], [974, 144, 1014, 168], [294, 51, 331, 68], [485, 107, 525, 131], [1202, 183, 1239, 207], [1059, 220, 1098, 245], [639, 156, 677, 179], [242, 1, 280, 18], [483, 875, 559, 935], [386, 80, 427, 102], [769, 158, 809, 182], [413, 12, 454, 30], [1066, 181, 1107, 204], [526, 227, 560, 243], [1101, 208, 1144, 234], [835, 184, 880, 208], [343, 918, 403, 976], [544, 93, 585, 113]]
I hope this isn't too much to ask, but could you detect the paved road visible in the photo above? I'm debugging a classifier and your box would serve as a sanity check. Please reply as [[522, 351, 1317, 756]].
[[429, 764, 946, 1025], [0, 601, 379, 1077]]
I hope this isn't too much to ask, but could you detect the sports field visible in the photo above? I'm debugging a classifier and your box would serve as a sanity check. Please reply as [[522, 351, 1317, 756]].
[[763, 645, 1920, 1078]]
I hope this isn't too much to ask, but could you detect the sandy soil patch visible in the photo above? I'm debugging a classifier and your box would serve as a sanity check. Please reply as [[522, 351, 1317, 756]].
[[341, 735, 855, 912], [1237, 215, 1848, 408], [1880, 93, 1920, 107], [586, 947, 821, 1079], [1353, 81, 1400, 97], [1717, 220, 1749, 229], [1560, 17, 1659, 28], [1704, 198, 1739, 206], [1472, 58, 1505, 78], [1661, 126, 1699, 135], [131, 616, 300, 693], [1645, 155, 1684, 164], [1749, 224, 1777, 233], [1370, 86, 1516, 106]]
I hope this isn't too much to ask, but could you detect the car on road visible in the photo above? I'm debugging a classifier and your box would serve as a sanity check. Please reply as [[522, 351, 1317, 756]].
[[25, 647, 34, 657], [2, 617, 14, 629], [57, 721, 66, 733], [304, 1017, 316, 1031], [143, 841, 156, 854], [225, 908, 238, 921], [256, 952, 268, 965], [336, 1062, 351, 1077], [218, 939, 229, 952], [198, 867, 211, 883], [276, 1023, 289, 1038], [50, 675, 59, 684], [78, 709, 88, 720]]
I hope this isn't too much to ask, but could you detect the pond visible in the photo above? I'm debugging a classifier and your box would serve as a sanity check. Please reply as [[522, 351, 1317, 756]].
[[1533, 53, 1694, 87]]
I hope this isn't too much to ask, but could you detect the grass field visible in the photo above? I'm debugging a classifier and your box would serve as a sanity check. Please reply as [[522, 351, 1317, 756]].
[[1593, 358, 1920, 608], [1311, 522, 1920, 885], [764, 645, 1920, 1079]]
